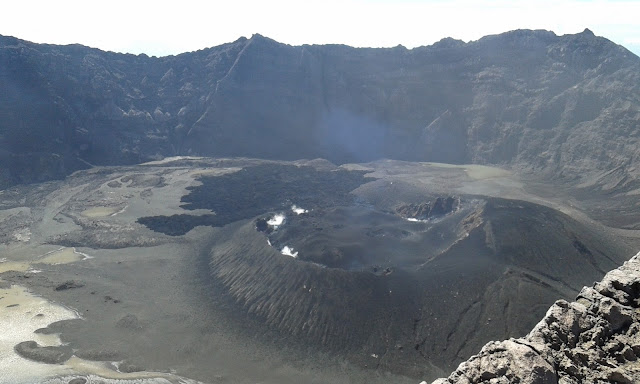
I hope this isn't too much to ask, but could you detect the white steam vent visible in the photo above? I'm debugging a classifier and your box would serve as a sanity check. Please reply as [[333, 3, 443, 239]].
[[291, 205, 308, 215], [281, 246, 298, 258], [267, 213, 285, 228]]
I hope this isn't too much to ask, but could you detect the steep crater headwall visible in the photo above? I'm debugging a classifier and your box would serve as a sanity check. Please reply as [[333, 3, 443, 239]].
[[2, 29, 640, 199]]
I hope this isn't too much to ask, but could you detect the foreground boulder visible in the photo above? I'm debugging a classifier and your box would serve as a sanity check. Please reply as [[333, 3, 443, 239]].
[[432, 251, 640, 384]]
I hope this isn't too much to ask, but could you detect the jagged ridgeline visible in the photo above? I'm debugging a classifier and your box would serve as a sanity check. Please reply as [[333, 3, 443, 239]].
[[2, 29, 640, 195], [137, 164, 630, 379]]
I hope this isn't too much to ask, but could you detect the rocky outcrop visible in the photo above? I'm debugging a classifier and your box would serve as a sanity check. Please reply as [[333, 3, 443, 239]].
[[431, 251, 640, 384], [396, 196, 461, 220]]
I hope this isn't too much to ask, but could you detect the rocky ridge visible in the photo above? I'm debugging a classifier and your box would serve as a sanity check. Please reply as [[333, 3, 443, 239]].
[[2, 29, 640, 205], [431, 251, 640, 384]]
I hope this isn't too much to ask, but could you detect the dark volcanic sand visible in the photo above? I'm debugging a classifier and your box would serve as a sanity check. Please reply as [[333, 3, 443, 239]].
[[198, 197, 630, 377], [0, 159, 634, 383], [132, 163, 631, 379]]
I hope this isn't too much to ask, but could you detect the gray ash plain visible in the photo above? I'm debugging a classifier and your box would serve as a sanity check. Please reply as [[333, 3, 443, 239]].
[[0, 157, 636, 383]]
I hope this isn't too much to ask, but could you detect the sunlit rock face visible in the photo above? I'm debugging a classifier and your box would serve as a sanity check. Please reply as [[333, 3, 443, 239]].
[[431, 252, 640, 384]]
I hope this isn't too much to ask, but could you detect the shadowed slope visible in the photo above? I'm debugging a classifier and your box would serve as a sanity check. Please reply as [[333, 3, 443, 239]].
[[201, 197, 629, 379]]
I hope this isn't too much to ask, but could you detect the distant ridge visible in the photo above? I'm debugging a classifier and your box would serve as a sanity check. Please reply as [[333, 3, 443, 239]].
[[1, 29, 639, 200]]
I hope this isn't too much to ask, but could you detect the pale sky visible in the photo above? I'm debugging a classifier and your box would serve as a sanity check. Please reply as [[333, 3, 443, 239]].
[[1, 0, 639, 57]]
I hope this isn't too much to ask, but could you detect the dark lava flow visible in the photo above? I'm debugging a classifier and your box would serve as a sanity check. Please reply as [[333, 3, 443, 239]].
[[138, 164, 632, 379], [137, 164, 369, 235]]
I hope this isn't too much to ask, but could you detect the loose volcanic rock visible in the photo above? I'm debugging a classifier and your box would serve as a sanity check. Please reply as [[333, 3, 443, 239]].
[[54, 280, 85, 291], [431, 252, 640, 384], [395, 196, 461, 220]]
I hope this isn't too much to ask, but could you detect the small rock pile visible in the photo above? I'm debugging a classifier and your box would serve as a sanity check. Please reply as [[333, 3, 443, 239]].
[[432, 252, 640, 384], [396, 196, 461, 220]]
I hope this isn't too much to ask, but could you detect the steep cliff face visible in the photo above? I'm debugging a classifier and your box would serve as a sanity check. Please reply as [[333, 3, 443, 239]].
[[431, 252, 640, 384], [2, 29, 640, 193]]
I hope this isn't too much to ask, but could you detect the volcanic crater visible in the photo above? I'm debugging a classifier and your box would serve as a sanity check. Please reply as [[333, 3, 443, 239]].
[[133, 161, 631, 377]]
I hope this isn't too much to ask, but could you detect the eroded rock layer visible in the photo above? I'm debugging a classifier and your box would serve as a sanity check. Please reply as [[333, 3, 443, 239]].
[[432, 252, 640, 384]]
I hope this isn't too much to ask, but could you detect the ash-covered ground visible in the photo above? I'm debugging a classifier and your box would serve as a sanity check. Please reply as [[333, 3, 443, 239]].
[[0, 158, 636, 383]]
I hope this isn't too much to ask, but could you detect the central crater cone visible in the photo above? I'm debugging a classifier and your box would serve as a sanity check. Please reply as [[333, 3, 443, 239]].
[[264, 201, 469, 273], [208, 202, 628, 377], [138, 163, 630, 378]]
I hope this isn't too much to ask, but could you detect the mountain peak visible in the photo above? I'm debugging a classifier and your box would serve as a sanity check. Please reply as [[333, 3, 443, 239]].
[[431, 37, 466, 49], [249, 33, 276, 43], [582, 27, 595, 36]]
